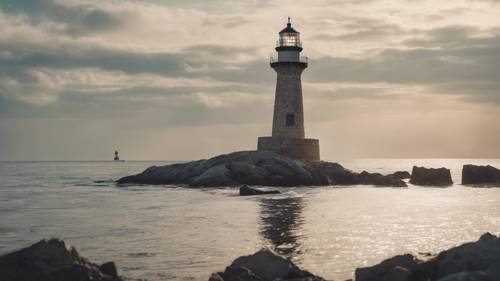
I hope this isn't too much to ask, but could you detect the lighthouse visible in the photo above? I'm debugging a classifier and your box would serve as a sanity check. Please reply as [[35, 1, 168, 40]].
[[257, 18, 320, 161]]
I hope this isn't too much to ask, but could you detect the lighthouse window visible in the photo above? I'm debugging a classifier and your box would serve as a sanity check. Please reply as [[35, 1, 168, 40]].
[[286, 114, 295, 126]]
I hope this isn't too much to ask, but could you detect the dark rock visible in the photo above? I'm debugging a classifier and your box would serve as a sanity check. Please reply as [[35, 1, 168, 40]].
[[355, 233, 500, 281], [410, 166, 453, 186], [383, 266, 411, 281], [208, 272, 226, 281], [239, 185, 281, 196], [433, 232, 500, 280], [0, 238, 131, 281], [462, 164, 500, 185], [356, 254, 421, 281], [211, 248, 325, 281], [358, 171, 407, 187], [99, 262, 118, 278], [117, 150, 406, 188], [216, 264, 263, 281], [389, 171, 411, 180]]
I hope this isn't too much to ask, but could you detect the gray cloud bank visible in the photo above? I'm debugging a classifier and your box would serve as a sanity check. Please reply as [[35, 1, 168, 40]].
[[0, 0, 499, 160]]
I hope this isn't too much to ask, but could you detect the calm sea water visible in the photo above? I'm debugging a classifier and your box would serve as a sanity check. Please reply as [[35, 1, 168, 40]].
[[1, 159, 500, 281]]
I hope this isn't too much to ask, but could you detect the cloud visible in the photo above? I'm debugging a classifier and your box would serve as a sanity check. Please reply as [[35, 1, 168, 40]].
[[1, 0, 500, 159], [0, 0, 126, 36]]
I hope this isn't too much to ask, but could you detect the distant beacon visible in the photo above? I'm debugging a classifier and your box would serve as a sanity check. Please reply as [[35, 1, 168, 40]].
[[257, 18, 320, 161], [114, 150, 120, 161]]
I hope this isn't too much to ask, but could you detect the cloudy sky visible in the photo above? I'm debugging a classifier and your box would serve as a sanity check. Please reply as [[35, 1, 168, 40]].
[[0, 0, 499, 160]]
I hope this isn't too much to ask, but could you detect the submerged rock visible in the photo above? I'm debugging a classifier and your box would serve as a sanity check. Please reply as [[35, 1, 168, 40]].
[[355, 232, 500, 281], [462, 164, 500, 185], [208, 248, 325, 281], [410, 166, 453, 186], [0, 238, 132, 281], [239, 185, 281, 196], [117, 150, 407, 188]]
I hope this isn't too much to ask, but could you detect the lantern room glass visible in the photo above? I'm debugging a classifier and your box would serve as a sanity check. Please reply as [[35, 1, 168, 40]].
[[278, 32, 301, 47]]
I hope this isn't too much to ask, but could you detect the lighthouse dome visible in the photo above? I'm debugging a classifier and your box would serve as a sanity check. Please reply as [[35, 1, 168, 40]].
[[279, 22, 298, 34]]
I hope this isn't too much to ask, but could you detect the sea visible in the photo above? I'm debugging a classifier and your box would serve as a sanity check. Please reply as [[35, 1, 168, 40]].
[[1, 159, 500, 281]]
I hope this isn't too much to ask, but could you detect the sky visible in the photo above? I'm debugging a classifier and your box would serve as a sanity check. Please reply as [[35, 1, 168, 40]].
[[0, 0, 499, 161]]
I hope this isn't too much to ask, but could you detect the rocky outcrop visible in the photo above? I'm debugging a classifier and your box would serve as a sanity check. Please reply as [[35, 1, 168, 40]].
[[0, 238, 132, 281], [208, 248, 325, 281], [410, 166, 453, 186], [117, 150, 406, 187], [389, 171, 411, 180], [355, 232, 500, 281], [358, 171, 407, 187], [462, 164, 500, 185], [239, 185, 281, 196]]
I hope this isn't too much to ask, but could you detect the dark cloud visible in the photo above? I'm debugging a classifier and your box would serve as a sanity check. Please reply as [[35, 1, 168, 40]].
[[305, 26, 500, 104], [0, 0, 124, 36]]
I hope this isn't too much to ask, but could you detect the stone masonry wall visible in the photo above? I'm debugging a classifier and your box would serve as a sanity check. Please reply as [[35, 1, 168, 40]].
[[271, 62, 307, 139], [257, 136, 320, 161]]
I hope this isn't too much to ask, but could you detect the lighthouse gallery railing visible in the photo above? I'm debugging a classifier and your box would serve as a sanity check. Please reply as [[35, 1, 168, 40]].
[[270, 56, 308, 64]]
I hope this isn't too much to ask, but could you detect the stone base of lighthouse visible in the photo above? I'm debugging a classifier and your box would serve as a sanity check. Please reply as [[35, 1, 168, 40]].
[[257, 136, 320, 161]]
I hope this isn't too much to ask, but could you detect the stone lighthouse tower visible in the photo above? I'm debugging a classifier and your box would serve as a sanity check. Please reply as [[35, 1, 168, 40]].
[[257, 18, 320, 161]]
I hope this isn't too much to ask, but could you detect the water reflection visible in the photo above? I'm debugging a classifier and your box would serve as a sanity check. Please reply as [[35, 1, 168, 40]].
[[258, 196, 305, 260]]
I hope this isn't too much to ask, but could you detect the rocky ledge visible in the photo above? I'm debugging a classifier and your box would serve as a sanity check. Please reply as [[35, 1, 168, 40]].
[[409, 166, 453, 186], [0, 238, 135, 281], [209, 248, 325, 281], [356, 232, 500, 281], [117, 150, 407, 187], [462, 164, 500, 185]]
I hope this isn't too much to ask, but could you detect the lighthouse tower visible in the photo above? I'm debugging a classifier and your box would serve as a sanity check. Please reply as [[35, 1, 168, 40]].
[[257, 18, 320, 161]]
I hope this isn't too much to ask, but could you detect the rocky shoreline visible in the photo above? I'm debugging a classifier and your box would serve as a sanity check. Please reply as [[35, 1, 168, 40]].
[[117, 150, 500, 188], [0, 238, 131, 281], [2, 233, 499, 281]]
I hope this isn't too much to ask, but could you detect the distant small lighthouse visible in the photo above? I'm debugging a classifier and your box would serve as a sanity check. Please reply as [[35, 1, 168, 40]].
[[257, 18, 320, 161], [114, 150, 120, 161]]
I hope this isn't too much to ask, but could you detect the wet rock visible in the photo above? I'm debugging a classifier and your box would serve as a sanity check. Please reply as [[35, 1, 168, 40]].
[[0, 238, 131, 281], [383, 266, 411, 281], [239, 185, 281, 196], [190, 165, 235, 187], [210, 248, 325, 281], [358, 171, 407, 187], [208, 272, 226, 281], [410, 166, 453, 186], [356, 233, 500, 281], [118, 150, 406, 188], [462, 164, 500, 185], [356, 254, 420, 281], [99, 262, 118, 278], [389, 171, 411, 180]]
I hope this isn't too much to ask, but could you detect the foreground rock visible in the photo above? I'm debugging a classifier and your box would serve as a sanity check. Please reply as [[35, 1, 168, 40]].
[[410, 166, 453, 186], [0, 238, 132, 281], [240, 185, 281, 196], [117, 150, 406, 187], [462, 164, 500, 185], [209, 248, 325, 281], [356, 232, 500, 281]]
